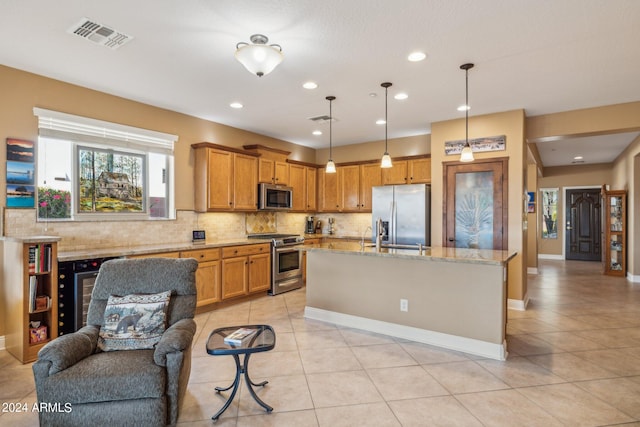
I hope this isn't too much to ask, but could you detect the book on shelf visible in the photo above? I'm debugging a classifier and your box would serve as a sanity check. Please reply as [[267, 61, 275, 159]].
[[28, 244, 52, 274], [29, 276, 37, 313], [223, 327, 257, 345]]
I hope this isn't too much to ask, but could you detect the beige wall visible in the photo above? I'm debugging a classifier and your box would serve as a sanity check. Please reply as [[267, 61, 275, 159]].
[[315, 134, 430, 164], [431, 110, 527, 302]]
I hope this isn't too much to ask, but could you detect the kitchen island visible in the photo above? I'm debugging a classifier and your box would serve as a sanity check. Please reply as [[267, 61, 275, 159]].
[[303, 242, 517, 360]]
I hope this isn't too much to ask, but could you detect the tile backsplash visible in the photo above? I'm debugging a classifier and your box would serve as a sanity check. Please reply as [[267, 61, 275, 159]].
[[3, 208, 372, 252]]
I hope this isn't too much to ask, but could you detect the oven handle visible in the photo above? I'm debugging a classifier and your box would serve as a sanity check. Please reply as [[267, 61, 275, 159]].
[[274, 245, 304, 254]]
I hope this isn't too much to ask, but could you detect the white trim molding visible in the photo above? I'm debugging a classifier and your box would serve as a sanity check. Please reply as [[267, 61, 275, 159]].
[[508, 294, 529, 311], [305, 306, 508, 361], [527, 267, 539, 274], [539, 254, 563, 260], [627, 272, 640, 283], [0, 335, 5, 351]]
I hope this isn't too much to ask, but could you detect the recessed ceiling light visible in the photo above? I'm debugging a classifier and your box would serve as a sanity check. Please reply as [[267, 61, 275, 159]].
[[394, 92, 408, 100], [376, 119, 386, 125], [312, 130, 322, 135], [408, 52, 426, 62], [573, 156, 583, 160], [369, 92, 377, 97], [230, 102, 243, 109], [303, 81, 318, 89], [457, 104, 470, 111]]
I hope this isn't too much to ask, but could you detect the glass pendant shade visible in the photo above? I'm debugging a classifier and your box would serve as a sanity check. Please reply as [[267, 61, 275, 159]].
[[235, 34, 283, 77], [460, 144, 474, 162], [381, 152, 392, 168], [326, 159, 337, 173]]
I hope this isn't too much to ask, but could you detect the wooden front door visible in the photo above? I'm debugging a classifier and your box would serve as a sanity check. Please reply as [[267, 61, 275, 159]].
[[565, 188, 601, 261], [443, 158, 508, 249]]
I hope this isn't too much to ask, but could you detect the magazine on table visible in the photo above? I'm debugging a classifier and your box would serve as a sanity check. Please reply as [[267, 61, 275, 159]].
[[223, 327, 257, 345]]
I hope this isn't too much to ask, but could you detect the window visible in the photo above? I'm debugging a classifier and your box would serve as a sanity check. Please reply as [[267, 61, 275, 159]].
[[34, 108, 177, 221], [540, 188, 558, 239]]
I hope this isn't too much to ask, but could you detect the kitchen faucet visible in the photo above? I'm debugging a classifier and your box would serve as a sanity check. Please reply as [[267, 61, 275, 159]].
[[376, 217, 384, 250], [360, 226, 372, 249]]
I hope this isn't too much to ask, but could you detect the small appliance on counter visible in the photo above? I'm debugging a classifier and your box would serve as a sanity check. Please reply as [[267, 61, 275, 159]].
[[305, 216, 315, 234], [315, 220, 322, 234], [328, 217, 335, 235]]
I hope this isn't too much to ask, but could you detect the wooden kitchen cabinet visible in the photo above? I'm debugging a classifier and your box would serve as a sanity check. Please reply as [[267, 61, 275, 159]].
[[192, 143, 259, 212], [2, 237, 60, 363], [382, 156, 431, 185], [289, 163, 318, 212], [180, 248, 221, 306], [258, 158, 289, 185], [317, 167, 342, 212], [321, 163, 380, 212], [306, 166, 317, 211], [221, 243, 270, 299]]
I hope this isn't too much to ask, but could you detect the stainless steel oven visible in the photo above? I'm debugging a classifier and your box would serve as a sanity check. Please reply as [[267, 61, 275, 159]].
[[248, 233, 304, 295]]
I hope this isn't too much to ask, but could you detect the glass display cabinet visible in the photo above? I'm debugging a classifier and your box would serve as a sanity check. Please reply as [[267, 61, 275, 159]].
[[603, 189, 626, 276]]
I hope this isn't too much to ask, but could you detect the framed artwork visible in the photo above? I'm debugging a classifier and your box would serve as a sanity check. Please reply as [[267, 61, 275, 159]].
[[445, 135, 506, 156], [6, 138, 35, 208], [527, 191, 535, 213], [541, 188, 558, 239]]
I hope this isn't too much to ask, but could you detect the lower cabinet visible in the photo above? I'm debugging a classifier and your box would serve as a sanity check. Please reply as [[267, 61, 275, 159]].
[[222, 243, 271, 300], [180, 248, 221, 307]]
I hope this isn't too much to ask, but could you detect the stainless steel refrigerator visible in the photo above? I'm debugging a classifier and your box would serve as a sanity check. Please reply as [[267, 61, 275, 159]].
[[371, 184, 431, 245]]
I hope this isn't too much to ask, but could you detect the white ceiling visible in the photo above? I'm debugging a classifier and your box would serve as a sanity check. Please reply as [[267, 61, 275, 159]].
[[1, 0, 640, 167]]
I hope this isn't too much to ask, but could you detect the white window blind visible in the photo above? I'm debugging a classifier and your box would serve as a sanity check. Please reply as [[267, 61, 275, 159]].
[[33, 107, 177, 155]]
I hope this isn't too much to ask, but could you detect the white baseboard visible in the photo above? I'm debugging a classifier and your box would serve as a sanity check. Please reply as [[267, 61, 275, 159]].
[[527, 267, 538, 274], [538, 254, 564, 260], [627, 272, 640, 283], [304, 306, 507, 361], [0, 336, 5, 351], [508, 293, 529, 311]]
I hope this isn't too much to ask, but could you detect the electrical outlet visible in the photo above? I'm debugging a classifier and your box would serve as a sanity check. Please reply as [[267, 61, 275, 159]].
[[400, 299, 408, 312]]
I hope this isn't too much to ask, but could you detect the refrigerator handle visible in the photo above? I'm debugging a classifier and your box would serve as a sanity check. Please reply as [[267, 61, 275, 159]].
[[390, 201, 396, 244]]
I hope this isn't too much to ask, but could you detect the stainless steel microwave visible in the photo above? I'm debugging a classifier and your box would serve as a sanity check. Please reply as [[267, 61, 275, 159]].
[[258, 183, 293, 210]]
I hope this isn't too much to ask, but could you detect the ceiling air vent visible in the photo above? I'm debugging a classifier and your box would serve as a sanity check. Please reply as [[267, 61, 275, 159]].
[[67, 17, 133, 50], [308, 115, 336, 124]]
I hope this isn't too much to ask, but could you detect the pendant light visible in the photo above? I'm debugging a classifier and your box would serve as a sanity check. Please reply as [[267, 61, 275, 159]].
[[325, 96, 337, 173], [235, 34, 283, 77], [380, 82, 393, 168], [459, 63, 475, 162]]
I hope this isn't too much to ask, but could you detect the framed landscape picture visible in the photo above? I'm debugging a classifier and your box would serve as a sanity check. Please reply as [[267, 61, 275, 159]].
[[6, 138, 35, 208]]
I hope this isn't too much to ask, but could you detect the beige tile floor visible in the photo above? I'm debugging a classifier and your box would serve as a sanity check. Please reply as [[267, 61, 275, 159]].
[[2, 259, 640, 426]]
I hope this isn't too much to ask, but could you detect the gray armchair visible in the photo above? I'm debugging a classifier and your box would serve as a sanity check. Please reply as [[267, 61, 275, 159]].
[[33, 257, 199, 427]]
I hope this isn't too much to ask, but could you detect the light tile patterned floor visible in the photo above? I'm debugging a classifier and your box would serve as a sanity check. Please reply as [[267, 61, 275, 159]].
[[2, 259, 640, 426]]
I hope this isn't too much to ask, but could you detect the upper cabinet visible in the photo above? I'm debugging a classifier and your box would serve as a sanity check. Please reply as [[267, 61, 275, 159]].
[[288, 162, 317, 212], [258, 158, 290, 185], [382, 156, 431, 185], [318, 163, 382, 213], [193, 143, 258, 212], [244, 145, 291, 185]]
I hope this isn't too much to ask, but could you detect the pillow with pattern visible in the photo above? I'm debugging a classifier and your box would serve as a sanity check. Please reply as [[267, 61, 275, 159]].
[[98, 290, 172, 352]]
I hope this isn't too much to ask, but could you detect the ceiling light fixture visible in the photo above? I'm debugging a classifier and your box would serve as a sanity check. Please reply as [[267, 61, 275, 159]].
[[235, 34, 283, 77], [408, 52, 426, 62], [325, 96, 337, 173], [394, 92, 408, 100], [303, 81, 318, 89], [313, 130, 322, 136], [380, 82, 393, 169], [229, 102, 243, 109], [459, 63, 475, 162]]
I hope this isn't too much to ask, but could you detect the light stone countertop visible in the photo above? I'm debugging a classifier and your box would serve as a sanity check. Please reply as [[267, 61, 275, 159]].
[[57, 238, 272, 262], [1, 235, 62, 244], [303, 241, 517, 266]]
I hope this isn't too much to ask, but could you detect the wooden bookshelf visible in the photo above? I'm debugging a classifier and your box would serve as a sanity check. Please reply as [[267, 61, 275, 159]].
[[1, 236, 60, 363], [602, 190, 626, 276]]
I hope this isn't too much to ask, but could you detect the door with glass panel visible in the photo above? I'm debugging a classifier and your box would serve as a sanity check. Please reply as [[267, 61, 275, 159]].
[[443, 158, 508, 249]]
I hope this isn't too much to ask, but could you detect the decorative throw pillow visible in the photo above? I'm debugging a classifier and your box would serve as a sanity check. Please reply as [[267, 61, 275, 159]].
[[98, 290, 171, 352]]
